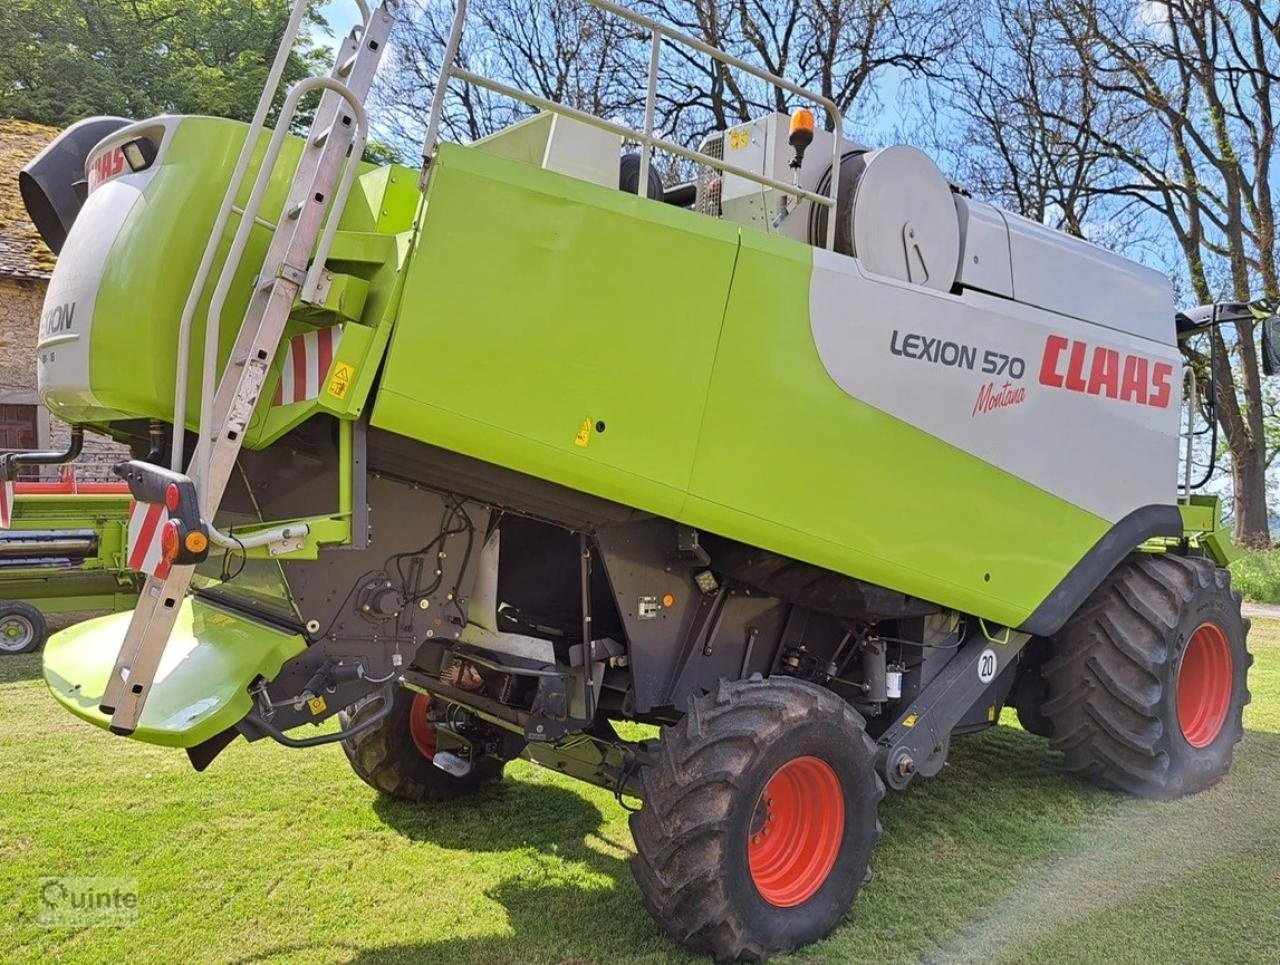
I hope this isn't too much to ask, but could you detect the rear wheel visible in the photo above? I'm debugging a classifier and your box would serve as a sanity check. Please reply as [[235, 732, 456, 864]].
[[340, 687, 504, 803], [0, 602, 46, 655], [1042, 553, 1250, 800], [629, 676, 882, 962]]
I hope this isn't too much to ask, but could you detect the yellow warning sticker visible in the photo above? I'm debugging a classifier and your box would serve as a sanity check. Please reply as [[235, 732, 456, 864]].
[[574, 418, 592, 448], [902, 713, 918, 729], [327, 362, 355, 400], [307, 695, 327, 716], [987, 705, 997, 722], [727, 127, 751, 150]]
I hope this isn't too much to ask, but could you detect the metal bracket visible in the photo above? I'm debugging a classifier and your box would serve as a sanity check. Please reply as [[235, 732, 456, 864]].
[[875, 622, 1029, 790]]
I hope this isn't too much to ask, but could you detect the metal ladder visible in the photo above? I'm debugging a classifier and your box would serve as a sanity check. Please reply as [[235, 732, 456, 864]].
[[99, 0, 395, 734]]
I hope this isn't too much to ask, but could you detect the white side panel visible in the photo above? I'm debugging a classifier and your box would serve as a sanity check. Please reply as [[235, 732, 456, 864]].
[[955, 197, 1013, 298], [1003, 210, 1174, 343], [809, 249, 1181, 523], [37, 179, 146, 410], [542, 115, 621, 189], [719, 112, 868, 243]]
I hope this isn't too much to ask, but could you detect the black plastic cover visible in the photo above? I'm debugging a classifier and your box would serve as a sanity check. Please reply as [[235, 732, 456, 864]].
[[18, 115, 131, 254]]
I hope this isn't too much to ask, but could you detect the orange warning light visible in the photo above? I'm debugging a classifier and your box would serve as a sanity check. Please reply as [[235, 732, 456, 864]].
[[184, 530, 209, 554], [662, 593, 676, 608], [789, 108, 815, 147]]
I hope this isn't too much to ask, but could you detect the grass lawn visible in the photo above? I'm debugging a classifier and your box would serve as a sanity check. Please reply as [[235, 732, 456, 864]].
[[2, 622, 1278, 964]]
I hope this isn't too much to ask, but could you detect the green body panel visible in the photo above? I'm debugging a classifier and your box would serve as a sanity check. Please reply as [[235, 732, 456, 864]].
[[2, 492, 139, 614], [371, 145, 1106, 626], [43, 598, 305, 748], [375, 144, 741, 520], [49, 117, 416, 448], [1177, 495, 1236, 566], [52, 118, 302, 424]]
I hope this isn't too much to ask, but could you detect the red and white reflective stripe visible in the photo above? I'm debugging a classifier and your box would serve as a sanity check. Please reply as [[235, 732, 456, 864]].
[[0, 480, 12, 530], [127, 500, 171, 579], [273, 326, 343, 406]]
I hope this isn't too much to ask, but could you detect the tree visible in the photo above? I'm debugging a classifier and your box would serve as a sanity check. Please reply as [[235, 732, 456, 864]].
[[0, 0, 328, 127], [941, 0, 1279, 545], [374, 0, 958, 161]]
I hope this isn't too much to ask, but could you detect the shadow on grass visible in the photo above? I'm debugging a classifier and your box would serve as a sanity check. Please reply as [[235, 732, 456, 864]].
[[234, 724, 1280, 964], [349, 727, 1095, 964], [0, 652, 43, 684], [370, 774, 611, 856]]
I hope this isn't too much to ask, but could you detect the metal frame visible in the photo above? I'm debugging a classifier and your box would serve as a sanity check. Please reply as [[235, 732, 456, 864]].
[[419, 0, 845, 250]]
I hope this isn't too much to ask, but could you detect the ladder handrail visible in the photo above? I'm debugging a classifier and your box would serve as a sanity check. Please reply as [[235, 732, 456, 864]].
[[168, 0, 316, 470], [170, 0, 379, 472], [419, 0, 844, 250], [196, 75, 370, 509]]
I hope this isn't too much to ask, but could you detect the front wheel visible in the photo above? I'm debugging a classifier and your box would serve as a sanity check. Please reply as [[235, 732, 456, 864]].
[[0, 601, 46, 655], [340, 687, 504, 803], [629, 676, 883, 962]]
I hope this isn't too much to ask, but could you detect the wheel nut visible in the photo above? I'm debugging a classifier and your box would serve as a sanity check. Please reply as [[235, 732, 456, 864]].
[[897, 755, 915, 779]]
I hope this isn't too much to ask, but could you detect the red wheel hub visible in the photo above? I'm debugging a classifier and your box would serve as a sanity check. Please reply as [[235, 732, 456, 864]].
[[748, 756, 844, 908], [408, 692, 438, 760], [1177, 622, 1233, 749]]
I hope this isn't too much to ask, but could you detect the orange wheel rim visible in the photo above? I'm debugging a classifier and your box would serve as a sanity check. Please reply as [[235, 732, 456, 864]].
[[1176, 622, 1233, 749], [408, 692, 438, 759], [748, 756, 844, 907]]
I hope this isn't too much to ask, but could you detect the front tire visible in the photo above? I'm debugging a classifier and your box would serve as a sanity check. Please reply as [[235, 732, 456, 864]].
[[629, 676, 882, 962], [340, 687, 504, 803], [1042, 553, 1251, 800], [0, 601, 46, 655]]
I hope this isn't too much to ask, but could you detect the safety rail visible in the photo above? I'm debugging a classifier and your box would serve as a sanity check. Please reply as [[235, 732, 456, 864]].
[[170, 0, 379, 474], [420, 0, 845, 250], [196, 73, 371, 498], [1179, 364, 1197, 504]]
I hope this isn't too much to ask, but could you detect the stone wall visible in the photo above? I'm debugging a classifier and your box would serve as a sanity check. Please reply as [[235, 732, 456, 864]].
[[0, 276, 41, 400]]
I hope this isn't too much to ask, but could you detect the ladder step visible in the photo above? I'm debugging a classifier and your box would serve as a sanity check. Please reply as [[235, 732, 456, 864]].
[[99, 2, 396, 735]]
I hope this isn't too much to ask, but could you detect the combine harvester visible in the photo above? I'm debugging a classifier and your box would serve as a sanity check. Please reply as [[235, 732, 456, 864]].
[[6, 0, 1271, 957]]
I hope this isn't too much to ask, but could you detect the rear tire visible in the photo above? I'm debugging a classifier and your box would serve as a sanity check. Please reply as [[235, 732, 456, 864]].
[[1042, 553, 1251, 800], [629, 676, 882, 962], [340, 687, 504, 803], [0, 601, 46, 655]]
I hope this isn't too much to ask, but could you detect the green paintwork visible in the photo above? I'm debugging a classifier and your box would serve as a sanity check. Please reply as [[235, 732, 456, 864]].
[[31, 113, 1226, 751], [42, 597, 306, 748], [371, 144, 1107, 627], [2, 491, 139, 615], [47, 117, 417, 450], [1178, 495, 1236, 566]]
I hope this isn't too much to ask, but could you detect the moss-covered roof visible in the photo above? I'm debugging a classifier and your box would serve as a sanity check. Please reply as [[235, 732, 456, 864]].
[[0, 118, 58, 280]]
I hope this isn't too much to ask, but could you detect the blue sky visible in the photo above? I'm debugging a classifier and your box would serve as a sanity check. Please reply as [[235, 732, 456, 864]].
[[317, 1, 362, 40]]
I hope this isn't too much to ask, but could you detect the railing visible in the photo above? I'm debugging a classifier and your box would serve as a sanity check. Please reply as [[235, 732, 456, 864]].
[[1179, 364, 1197, 503], [170, 0, 377, 473], [419, 0, 845, 250], [0, 454, 128, 488]]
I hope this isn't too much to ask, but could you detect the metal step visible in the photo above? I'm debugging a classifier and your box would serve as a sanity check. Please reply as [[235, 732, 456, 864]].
[[98, 2, 395, 734]]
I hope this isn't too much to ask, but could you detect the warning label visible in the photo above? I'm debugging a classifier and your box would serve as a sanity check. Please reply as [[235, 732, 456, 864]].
[[327, 362, 355, 400]]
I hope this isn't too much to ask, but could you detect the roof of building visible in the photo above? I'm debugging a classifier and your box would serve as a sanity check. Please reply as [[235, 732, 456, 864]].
[[0, 119, 58, 281]]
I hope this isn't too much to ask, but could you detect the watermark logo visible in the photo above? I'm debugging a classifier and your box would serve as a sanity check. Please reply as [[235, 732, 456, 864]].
[[38, 877, 138, 927]]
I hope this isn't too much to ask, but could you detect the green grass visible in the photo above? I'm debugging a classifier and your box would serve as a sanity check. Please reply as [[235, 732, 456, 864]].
[[2, 625, 1279, 964], [1230, 549, 1280, 604]]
